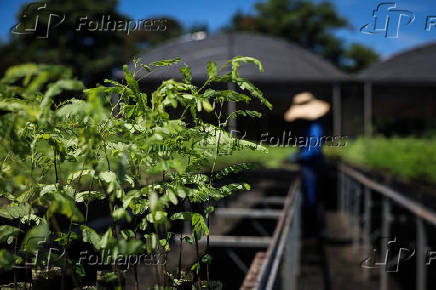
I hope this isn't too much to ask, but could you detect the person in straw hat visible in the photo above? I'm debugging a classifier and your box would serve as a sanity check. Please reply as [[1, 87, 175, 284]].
[[284, 92, 330, 238]]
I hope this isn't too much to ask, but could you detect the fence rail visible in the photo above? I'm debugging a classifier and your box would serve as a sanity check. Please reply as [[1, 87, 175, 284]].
[[252, 179, 302, 290], [338, 162, 433, 290]]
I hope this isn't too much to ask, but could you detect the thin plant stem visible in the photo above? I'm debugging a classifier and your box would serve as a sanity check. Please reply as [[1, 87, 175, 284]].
[[103, 140, 111, 171], [13, 223, 19, 289], [84, 178, 94, 225], [53, 146, 59, 184], [61, 219, 79, 289], [195, 235, 202, 288], [178, 234, 183, 279], [99, 179, 121, 287], [205, 101, 224, 285]]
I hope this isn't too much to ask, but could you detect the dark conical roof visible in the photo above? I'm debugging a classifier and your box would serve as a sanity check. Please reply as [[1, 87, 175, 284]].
[[123, 32, 348, 83], [358, 42, 436, 83]]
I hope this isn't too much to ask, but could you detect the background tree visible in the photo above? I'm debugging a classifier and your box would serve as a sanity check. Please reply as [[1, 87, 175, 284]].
[[128, 17, 184, 50], [226, 0, 379, 72], [0, 0, 184, 86], [343, 43, 380, 73]]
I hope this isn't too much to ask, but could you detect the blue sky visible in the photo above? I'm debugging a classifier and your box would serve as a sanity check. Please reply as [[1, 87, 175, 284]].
[[1, 0, 436, 58]]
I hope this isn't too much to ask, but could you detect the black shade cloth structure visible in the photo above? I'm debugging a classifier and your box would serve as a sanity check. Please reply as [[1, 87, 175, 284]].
[[357, 42, 436, 136], [358, 42, 436, 84], [118, 32, 349, 83]]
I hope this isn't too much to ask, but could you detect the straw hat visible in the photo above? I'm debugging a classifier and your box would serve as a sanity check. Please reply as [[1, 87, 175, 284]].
[[284, 92, 330, 122]]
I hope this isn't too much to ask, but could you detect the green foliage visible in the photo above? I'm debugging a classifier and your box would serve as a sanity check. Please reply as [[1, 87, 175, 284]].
[[325, 137, 436, 184], [0, 225, 20, 244], [81, 225, 102, 250], [344, 43, 380, 73], [215, 146, 295, 169], [0, 0, 132, 85], [45, 191, 84, 222], [21, 223, 49, 253], [0, 56, 270, 287], [226, 0, 379, 71], [0, 1, 185, 85], [0, 249, 21, 270]]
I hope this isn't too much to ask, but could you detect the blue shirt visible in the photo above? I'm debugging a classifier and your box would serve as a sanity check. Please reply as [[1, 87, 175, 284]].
[[299, 121, 324, 162]]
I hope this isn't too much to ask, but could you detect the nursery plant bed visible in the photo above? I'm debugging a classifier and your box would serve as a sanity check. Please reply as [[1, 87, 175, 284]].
[[0, 56, 280, 289], [124, 168, 298, 289]]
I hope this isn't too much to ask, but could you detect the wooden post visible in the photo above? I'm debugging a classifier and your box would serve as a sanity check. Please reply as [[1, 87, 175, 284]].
[[346, 178, 352, 220], [332, 83, 342, 137], [380, 197, 391, 290], [416, 218, 427, 290], [338, 170, 344, 212], [363, 187, 372, 280], [364, 82, 373, 137], [352, 183, 361, 252], [295, 191, 302, 277]]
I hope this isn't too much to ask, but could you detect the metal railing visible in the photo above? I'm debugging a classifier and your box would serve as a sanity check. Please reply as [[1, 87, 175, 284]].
[[338, 163, 436, 290], [253, 179, 302, 290]]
